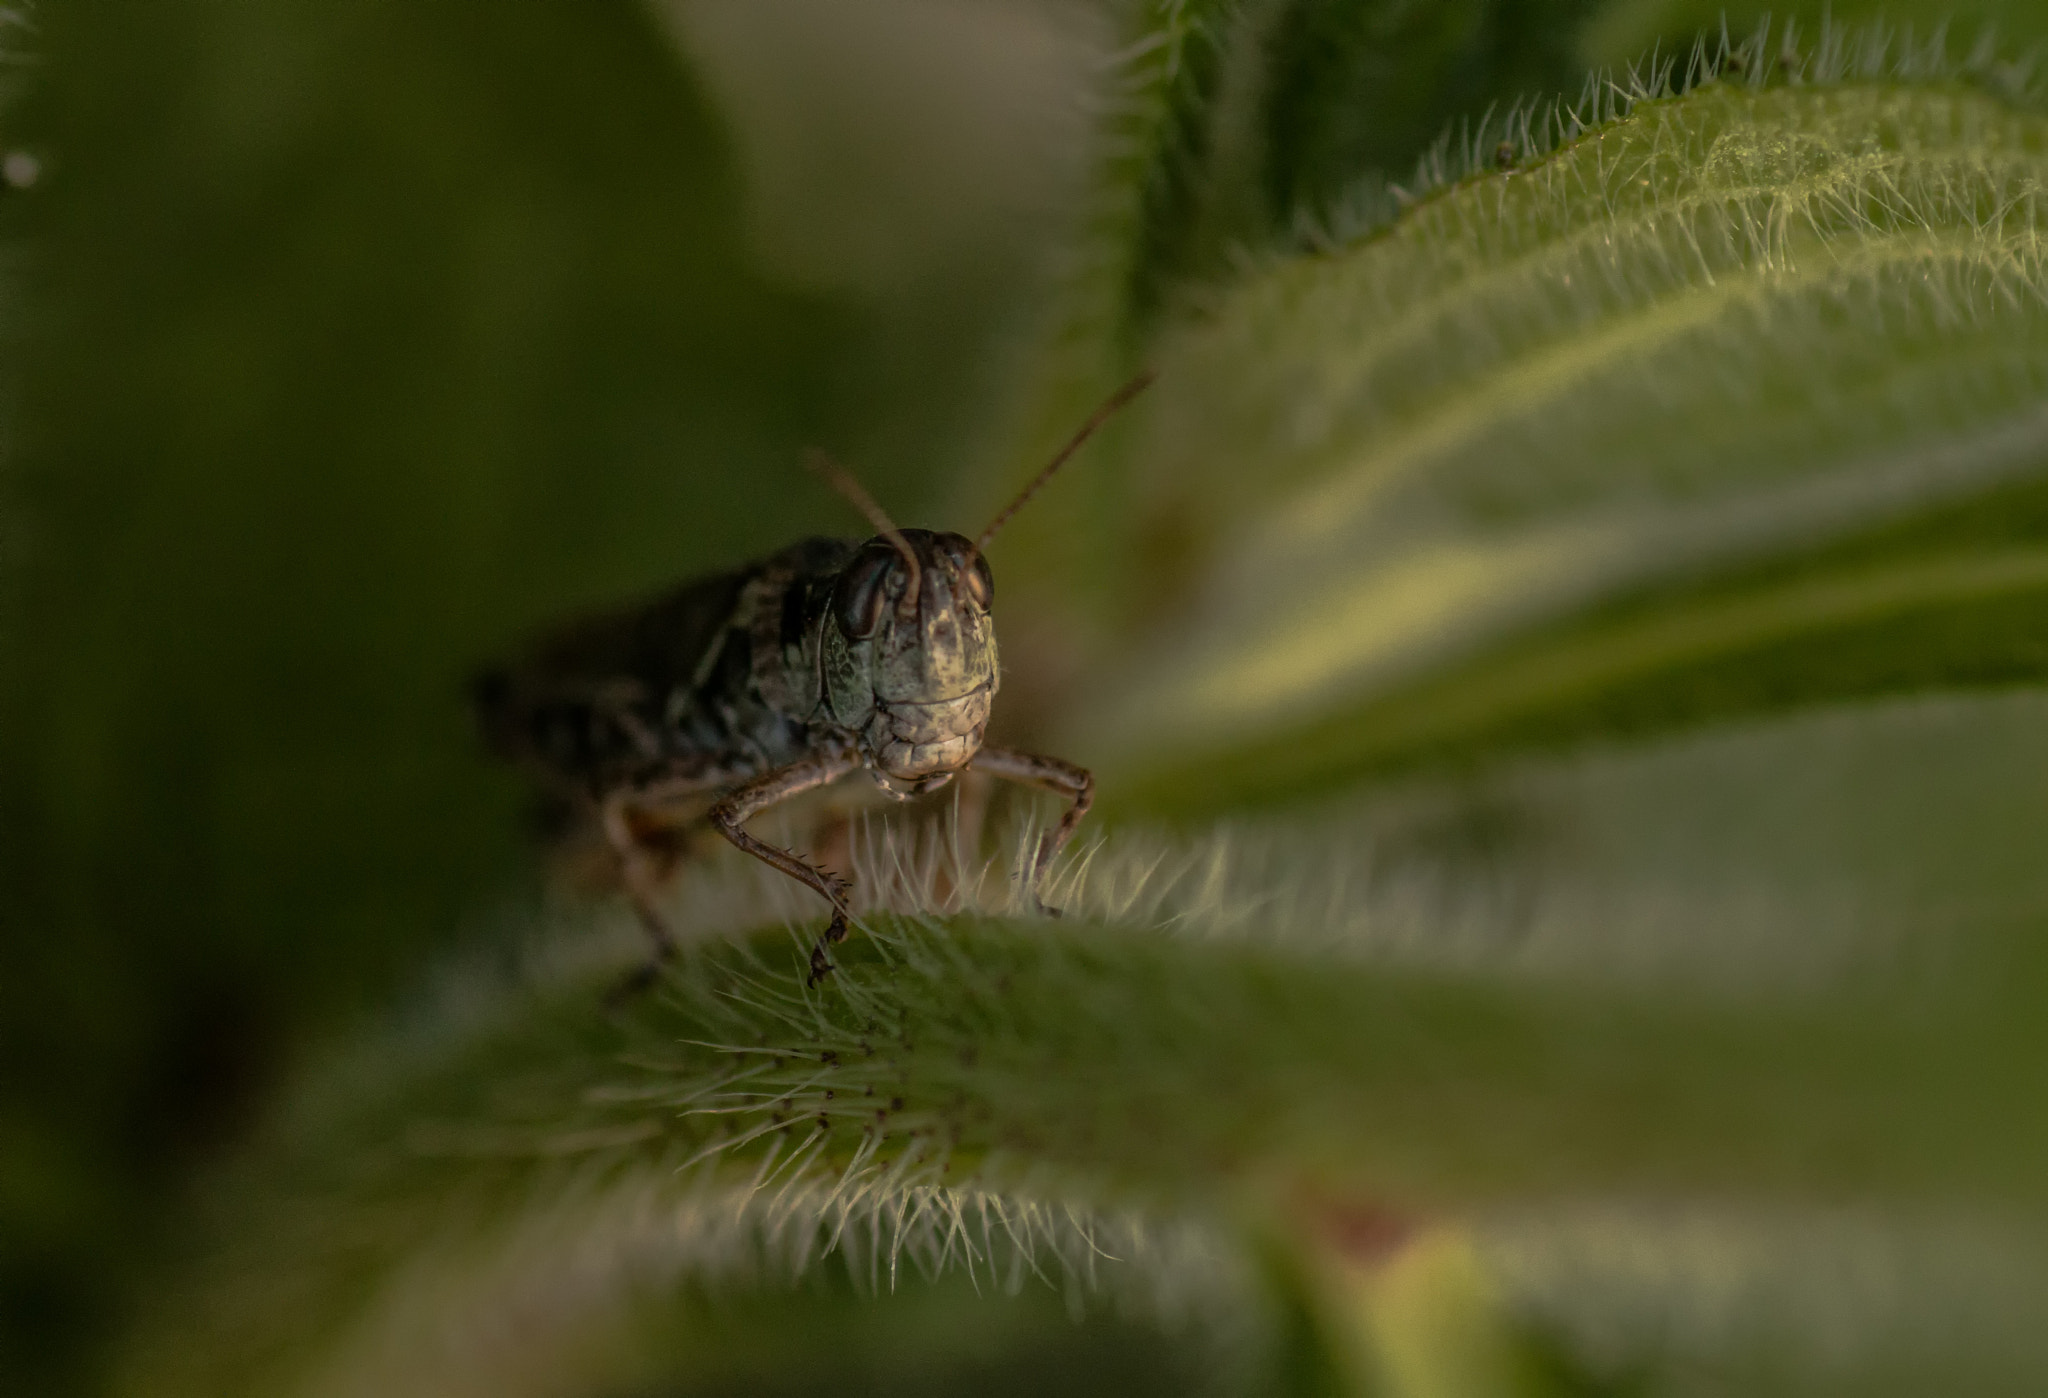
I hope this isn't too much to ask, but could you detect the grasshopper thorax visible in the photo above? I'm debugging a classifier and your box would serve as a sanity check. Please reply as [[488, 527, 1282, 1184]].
[[825, 528, 997, 795]]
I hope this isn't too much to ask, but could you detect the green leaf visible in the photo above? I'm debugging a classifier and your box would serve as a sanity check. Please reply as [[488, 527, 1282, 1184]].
[[1071, 70, 2048, 814], [114, 701, 2048, 1394]]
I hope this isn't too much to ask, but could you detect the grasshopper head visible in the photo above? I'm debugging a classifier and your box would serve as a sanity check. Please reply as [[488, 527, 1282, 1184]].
[[830, 528, 997, 793], [806, 371, 1151, 795]]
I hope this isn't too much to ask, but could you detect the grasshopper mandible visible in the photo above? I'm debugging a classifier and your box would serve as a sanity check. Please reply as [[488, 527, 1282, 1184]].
[[474, 373, 1152, 989]]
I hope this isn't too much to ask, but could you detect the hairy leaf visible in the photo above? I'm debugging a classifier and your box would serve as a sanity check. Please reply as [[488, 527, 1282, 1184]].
[[1073, 63, 2048, 813]]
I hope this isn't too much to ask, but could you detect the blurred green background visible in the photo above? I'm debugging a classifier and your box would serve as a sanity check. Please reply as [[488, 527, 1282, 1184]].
[[9, 1, 2048, 1394], [0, 2, 1088, 1387]]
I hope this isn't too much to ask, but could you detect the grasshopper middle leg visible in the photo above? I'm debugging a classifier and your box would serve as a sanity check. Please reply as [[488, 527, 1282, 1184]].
[[968, 747, 1094, 914]]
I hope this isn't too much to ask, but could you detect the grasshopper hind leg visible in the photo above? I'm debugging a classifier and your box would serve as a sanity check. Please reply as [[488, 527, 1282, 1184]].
[[598, 790, 701, 1005], [601, 795, 685, 954]]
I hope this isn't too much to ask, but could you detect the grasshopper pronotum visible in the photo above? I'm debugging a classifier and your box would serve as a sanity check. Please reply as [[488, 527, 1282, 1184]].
[[474, 374, 1152, 989]]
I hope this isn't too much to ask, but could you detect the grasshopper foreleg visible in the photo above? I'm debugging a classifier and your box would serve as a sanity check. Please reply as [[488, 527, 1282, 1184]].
[[709, 750, 862, 986], [967, 747, 1094, 915]]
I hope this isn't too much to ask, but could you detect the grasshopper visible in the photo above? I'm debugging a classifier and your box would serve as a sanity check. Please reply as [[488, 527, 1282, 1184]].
[[474, 373, 1152, 988]]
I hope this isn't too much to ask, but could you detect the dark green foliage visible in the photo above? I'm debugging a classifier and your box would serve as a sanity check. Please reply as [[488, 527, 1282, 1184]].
[[1095, 0, 1606, 335], [1256, 0, 1601, 230], [0, 2, 861, 1387]]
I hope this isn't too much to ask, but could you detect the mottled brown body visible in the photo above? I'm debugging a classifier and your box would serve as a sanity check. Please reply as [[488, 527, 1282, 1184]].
[[475, 373, 1153, 991], [474, 529, 1090, 988]]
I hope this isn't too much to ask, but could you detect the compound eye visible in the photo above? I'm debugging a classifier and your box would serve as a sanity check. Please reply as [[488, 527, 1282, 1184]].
[[831, 547, 895, 640], [936, 532, 994, 611], [966, 551, 994, 610]]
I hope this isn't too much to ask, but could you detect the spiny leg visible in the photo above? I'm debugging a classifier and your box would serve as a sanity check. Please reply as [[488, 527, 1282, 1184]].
[[967, 747, 1094, 915], [709, 750, 862, 986]]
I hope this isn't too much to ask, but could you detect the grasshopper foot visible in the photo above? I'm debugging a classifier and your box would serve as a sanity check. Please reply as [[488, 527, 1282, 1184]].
[[806, 946, 835, 987], [1023, 867, 1063, 919], [805, 908, 850, 988]]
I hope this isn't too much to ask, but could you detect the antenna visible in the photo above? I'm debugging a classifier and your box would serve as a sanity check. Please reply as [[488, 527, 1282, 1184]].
[[806, 449, 921, 594], [976, 369, 1157, 552]]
